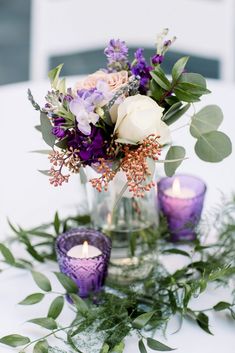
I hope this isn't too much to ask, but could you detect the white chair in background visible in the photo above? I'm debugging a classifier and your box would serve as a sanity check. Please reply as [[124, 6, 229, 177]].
[[30, 0, 235, 81]]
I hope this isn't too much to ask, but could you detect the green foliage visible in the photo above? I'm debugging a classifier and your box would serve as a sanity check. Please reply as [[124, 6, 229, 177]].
[[47, 296, 64, 319], [162, 102, 190, 126], [28, 317, 57, 330], [1, 197, 235, 353], [40, 112, 56, 148], [164, 146, 186, 176], [172, 56, 189, 82], [48, 64, 64, 91], [19, 293, 45, 305], [32, 271, 52, 292], [0, 243, 15, 265], [54, 272, 78, 293], [190, 105, 223, 138], [33, 339, 49, 353], [0, 334, 30, 347], [194, 131, 232, 162]]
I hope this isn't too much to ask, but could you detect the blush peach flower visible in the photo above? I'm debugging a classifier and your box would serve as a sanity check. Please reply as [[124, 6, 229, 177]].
[[74, 70, 129, 93]]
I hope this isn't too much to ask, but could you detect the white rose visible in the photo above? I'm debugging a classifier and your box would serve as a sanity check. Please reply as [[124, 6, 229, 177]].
[[114, 95, 171, 145]]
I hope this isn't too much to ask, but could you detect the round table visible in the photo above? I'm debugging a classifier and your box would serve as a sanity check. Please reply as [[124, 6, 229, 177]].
[[0, 78, 234, 353]]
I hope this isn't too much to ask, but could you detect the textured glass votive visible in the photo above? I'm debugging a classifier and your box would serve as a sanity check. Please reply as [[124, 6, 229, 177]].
[[158, 175, 206, 242], [55, 228, 112, 298]]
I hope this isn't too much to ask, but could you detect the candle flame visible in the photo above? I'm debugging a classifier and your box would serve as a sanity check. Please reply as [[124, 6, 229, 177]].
[[82, 241, 89, 258], [172, 178, 181, 196], [107, 213, 112, 226]]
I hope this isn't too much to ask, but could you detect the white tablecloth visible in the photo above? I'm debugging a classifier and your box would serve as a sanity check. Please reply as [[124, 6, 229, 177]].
[[0, 78, 234, 353]]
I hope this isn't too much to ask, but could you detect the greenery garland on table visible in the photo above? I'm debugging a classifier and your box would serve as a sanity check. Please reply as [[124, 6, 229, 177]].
[[0, 196, 235, 353]]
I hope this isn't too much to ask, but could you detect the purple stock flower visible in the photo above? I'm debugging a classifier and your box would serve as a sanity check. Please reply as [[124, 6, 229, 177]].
[[151, 54, 164, 65], [67, 126, 109, 165], [69, 87, 105, 135], [131, 48, 153, 94], [104, 39, 129, 71], [52, 126, 67, 139]]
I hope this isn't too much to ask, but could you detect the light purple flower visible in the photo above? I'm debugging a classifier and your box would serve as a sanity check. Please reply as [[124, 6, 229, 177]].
[[104, 39, 129, 71]]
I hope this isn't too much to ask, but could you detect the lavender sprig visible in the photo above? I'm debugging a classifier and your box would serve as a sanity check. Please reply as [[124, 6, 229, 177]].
[[27, 89, 41, 111]]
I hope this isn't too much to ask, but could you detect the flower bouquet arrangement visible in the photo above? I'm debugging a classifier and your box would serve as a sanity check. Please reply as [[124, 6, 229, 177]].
[[28, 29, 231, 195]]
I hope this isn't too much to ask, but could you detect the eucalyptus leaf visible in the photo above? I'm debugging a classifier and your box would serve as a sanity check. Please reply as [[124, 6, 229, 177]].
[[178, 72, 207, 88], [172, 56, 189, 82], [47, 296, 64, 319], [174, 87, 200, 103], [0, 334, 30, 347], [196, 312, 213, 335], [132, 311, 155, 329], [28, 317, 57, 330], [213, 301, 232, 311], [40, 112, 56, 148], [19, 293, 45, 305], [190, 105, 223, 138], [147, 338, 175, 351], [164, 146, 186, 176], [54, 212, 60, 235], [177, 82, 210, 95], [0, 243, 15, 264], [138, 339, 148, 353], [194, 131, 232, 162], [33, 339, 49, 353], [70, 294, 89, 316], [31, 271, 52, 292], [54, 272, 78, 293]]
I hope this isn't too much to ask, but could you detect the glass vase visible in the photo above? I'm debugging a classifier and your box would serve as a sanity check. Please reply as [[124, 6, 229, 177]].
[[89, 171, 159, 283]]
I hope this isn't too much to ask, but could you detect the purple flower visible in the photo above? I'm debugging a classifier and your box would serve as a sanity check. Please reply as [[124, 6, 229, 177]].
[[151, 54, 164, 65], [70, 87, 105, 135], [67, 126, 109, 165], [52, 126, 66, 139], [131, 48, 153, 94], [104, 39, 129, 71]]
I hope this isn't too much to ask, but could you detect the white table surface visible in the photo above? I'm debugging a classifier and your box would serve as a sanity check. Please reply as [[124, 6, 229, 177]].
[[0, 78, 234, 353]]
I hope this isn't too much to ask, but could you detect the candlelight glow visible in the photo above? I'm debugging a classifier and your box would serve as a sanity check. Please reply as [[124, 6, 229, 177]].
[[82, 241, 89, 258], [172, 178, 181, 196]]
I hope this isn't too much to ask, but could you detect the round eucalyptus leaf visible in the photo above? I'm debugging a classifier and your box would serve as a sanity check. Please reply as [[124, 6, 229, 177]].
[[195, 131, 232, 162], [190, 105, 223, 138]]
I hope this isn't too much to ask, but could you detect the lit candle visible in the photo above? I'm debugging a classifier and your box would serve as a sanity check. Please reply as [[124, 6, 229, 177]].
[[157, 175, 207, 242], [164, 178, 196, 199], [67, 240, 102, 258]]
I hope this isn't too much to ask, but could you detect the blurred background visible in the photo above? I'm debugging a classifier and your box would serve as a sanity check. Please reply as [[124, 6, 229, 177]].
[[0, 0, 234, 85]]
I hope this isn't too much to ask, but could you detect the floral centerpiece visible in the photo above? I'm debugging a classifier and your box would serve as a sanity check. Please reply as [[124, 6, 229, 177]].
[[28, 29, 231, 279]]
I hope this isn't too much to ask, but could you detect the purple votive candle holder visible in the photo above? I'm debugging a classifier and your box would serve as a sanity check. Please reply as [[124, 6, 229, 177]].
[[55, 228, 112, 298], [157, 175, 207, 242]]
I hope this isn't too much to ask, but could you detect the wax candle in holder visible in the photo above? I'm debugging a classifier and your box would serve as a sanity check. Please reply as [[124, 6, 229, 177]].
[[157, 175, 207, 242], [55, 228, 112, 298]]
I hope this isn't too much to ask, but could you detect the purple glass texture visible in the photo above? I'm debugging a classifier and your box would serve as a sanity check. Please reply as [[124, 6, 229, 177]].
[[158, 175, 207, 242], [55, 228, 112, 298]]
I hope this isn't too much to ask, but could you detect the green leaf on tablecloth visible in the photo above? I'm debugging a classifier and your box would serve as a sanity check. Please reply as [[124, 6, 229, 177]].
[[47, 296, 64, 319], [132, 311, 155, 329], [54, 212, 61, 235], [70, 294, 89, 316], [147, 338, 175, 351], [40, 112, 56, 148], [190, 105, 223, 138], [0, 243, 15, 265], [213, 301, 232, 311], [28, 317, 57, 330], [150, 67, 171, 90], [32, 271, 52, 292], [196, 312, 213, 335], [0, 334, 30, 347], [33, 339, 49, 353], [172, 56, 189, 82], [48, 64, 64, 89], [54, 272, 78, 294], [164, 146, 186, 176], [138, 339, 148, 353], [19, 293, 45, 305], [109, 341, 125, 353], [194, 131, 232, 162], [162, 248, 190, 257]]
